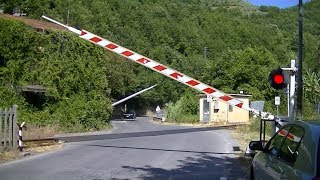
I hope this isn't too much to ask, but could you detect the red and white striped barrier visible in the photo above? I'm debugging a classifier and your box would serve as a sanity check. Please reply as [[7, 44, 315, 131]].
[[42, 16, 252, 112], [279, 129, 301, 143]]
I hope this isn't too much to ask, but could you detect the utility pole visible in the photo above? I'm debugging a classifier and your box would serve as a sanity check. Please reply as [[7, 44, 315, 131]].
[[297, 0, 303, 120]]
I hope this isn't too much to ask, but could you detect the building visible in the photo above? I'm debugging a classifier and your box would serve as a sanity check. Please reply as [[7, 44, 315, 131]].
[[199, 93, 251, 123]]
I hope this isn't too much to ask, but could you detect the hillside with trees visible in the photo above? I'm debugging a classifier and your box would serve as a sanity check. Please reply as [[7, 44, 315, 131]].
[[0, 0, 319, 131]]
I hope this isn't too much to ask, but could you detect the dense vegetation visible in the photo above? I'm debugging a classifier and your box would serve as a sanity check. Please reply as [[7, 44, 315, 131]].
[[0, 0, 319, 130]]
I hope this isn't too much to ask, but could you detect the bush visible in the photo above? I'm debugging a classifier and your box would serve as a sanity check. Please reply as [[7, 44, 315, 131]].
[[20, 93, 112, 132], [165, 92, 199, 123], [0, 19, 113, 132], [236, 117, 274, 142], [53, 93, 112, 132]]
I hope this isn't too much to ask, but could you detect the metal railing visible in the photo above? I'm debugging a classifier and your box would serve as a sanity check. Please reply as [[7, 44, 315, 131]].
[[0, 105, 18, 151]]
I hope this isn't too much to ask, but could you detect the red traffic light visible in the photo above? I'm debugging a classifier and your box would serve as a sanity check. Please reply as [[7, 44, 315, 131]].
[[273, 74, 284, 84], [269, 68, 287, 90]]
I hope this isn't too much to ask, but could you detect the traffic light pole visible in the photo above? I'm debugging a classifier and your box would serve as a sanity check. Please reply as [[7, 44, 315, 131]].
[[289, 60, 296, 121], [287, 84, 290, 117], [282, 59, 296, 122]]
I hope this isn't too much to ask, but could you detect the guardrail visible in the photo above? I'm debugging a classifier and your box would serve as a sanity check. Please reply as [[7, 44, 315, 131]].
[[0, 105, 18, 152]]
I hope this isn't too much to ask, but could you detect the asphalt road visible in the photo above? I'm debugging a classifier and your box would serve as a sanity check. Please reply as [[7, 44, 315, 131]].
[[0, 117, 249, 180]]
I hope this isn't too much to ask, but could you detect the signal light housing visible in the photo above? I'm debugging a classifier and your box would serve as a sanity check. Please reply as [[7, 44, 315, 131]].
[[269, 67, 287, 90]]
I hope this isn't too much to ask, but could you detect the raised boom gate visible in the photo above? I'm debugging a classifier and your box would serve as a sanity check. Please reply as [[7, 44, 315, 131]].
[[42, 15, 268, 116]]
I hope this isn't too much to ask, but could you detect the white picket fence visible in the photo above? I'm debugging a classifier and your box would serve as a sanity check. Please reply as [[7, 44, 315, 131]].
[[0, 105, 18, 151]]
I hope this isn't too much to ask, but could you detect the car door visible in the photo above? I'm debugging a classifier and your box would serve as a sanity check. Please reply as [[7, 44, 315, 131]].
[[253, 125, 292, 179], [265, 125, 305, 179], [276, 125, 304, 179]]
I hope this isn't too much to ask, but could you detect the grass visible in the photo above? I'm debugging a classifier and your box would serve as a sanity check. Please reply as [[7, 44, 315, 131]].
[[0, 124, 65, 164], [23, 124, 62, 140], [0, 142, 64, 164], [232, 117, 272, 152], [168, 114, 200, 124], [0, 150, 21, 164], [232, 126, 261, 152], [0, 121, 113, 164], [25, 142, 64, 154]]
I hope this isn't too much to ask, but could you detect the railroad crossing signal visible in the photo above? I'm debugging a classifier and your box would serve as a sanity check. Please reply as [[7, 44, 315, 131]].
[[41, 15, 249, 111], [269, 67, 287, 90]]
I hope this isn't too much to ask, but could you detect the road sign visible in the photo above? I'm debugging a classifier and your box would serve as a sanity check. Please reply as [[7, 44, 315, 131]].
[[275, 96, 280, 105], [250, 101, 265, 112]]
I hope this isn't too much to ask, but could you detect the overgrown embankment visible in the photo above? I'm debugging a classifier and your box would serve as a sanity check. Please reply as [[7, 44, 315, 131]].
[[0, 18, 113, 132]]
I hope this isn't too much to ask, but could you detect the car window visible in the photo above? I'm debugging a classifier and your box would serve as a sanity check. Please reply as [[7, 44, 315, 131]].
[[266, 125, 292, 156], [278, 125, 304, 165]]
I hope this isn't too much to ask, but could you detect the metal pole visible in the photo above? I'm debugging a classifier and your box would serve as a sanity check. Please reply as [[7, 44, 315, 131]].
[[289, 60, 296, 121], [259, 115, 262, 142], [41, 16, 81, 35], [263, 120, 266, 145], [297, 0, 303, 120], [287, 84, 290, 117], [111, 85, 157, 107]]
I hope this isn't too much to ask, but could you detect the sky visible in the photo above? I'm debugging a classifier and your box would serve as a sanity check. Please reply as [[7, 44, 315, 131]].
[[246, 0, 311, 9]]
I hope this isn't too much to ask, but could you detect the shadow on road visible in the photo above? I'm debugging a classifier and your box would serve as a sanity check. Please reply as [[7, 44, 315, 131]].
[[87, 144, 241, 155], [57, 126, 233, 142], [121, 153, 250, 179]]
